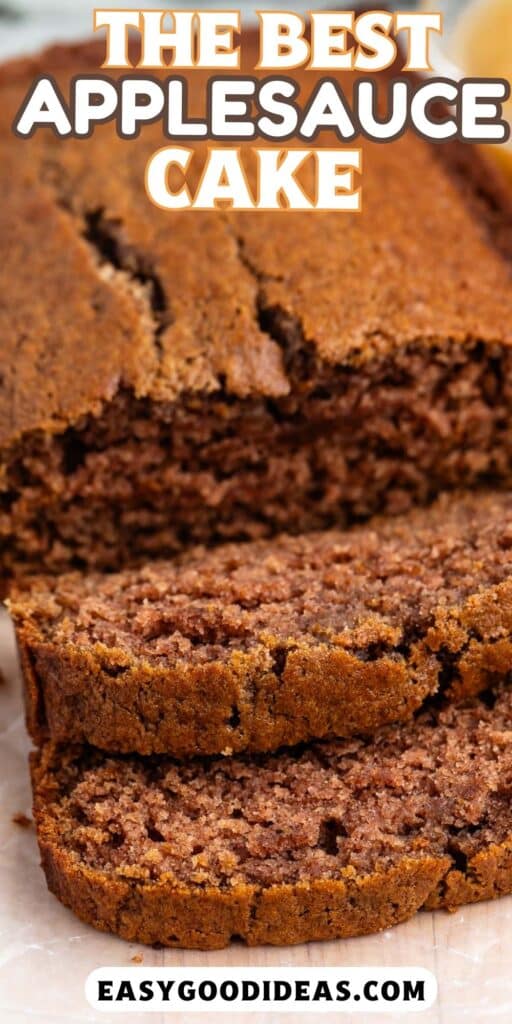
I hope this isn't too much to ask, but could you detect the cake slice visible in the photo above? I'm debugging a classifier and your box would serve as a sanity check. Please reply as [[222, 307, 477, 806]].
[[11, 489, 512, 757], [2, 43, 512, 584], [32, 685, 512, 949]]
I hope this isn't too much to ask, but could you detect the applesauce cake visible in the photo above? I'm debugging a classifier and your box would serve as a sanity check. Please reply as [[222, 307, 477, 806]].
[[32, 684, 512, 948], [0, 43, 512, 582], [10, 489, 512, 757]]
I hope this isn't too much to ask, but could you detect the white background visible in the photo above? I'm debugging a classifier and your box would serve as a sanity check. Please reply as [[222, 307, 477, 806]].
[[0, 1, 307, 59], [0, 1, 423, 60]]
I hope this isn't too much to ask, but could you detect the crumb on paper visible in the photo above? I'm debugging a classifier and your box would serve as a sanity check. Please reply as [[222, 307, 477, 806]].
[[12, 812, 32, 828], [131, 953, 143, 964]]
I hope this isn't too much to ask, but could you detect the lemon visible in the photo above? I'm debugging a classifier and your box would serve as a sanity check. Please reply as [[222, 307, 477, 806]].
[[450, 0, 512, 87], [446, 0, 512, 175]]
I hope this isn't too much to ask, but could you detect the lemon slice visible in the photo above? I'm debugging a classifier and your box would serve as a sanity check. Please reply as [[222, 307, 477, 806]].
[[446, 0, 512, 176], [450, 0, 512, 88]]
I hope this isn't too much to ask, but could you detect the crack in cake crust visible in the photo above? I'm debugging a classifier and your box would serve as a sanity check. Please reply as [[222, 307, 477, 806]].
[[2, 42, 512, 581]]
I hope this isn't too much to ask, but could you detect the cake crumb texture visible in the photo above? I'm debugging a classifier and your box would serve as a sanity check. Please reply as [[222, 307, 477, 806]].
[[10, 489, 512, 755], [32, 685, 512, 948], [1, 42, 512, 579]]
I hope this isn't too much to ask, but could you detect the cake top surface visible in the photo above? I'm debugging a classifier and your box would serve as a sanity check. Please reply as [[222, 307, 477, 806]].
[[1, 39, 512, 448], [11, 489, 512, 668]]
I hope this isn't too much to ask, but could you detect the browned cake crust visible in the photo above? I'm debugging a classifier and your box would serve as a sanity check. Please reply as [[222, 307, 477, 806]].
[[31, 685, 512, 949], [1, 42, 512, 582], [9, 489, 512, 757]]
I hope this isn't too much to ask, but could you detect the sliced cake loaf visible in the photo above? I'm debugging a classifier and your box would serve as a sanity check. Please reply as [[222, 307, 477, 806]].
[[4, 38, 512, 955], [32, 684, 512, 949], [1, 44, 512, 583], [10, 489, 512, 757]]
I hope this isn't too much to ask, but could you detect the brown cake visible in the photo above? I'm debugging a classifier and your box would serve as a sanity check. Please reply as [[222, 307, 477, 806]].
[[10, 489, 512, 757], [1, 43, 512, 583], [32, 684, 512, 949]]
